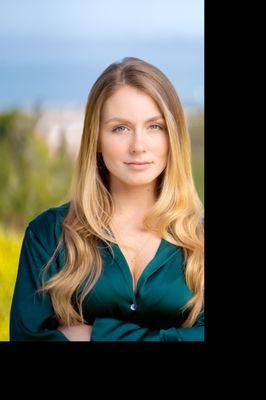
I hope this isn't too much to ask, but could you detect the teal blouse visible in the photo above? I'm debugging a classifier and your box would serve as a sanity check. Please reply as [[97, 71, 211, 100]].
[[10, 202, 204, 342]]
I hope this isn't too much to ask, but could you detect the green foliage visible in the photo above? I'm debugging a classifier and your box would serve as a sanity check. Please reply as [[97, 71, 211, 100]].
[[0, 109, 74, 230], [0, 108, 75, 340]]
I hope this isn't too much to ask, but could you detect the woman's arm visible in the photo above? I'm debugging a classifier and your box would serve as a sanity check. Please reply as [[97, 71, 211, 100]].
[[57, 320, 92, 341], [89, 311, 204, 342], [56, 310, 204, 342], [10, 226, 71, 341]]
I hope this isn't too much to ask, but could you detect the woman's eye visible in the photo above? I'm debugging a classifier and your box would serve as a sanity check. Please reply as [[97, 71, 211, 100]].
[[112, 124, 163, 133], [150, 124, 163, 130], [112, 126, 128, 133]]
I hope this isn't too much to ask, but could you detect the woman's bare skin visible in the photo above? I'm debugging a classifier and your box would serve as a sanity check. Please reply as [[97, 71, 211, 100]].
[[57, 319, 93, 341]]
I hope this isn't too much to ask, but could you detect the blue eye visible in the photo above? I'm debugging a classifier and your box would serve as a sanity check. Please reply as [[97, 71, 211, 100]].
[[112, 126, 128, 133], [150, 124, 163, 130], [112, 124, 163, 133]]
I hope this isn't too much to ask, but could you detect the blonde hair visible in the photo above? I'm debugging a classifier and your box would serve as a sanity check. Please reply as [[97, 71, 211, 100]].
[[37, 57, 204, 328]]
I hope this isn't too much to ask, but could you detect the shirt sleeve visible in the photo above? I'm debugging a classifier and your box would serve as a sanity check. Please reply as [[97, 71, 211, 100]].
[[160, 311, 204, 342], [90, 311, 204, 342], [10, 225, 70, 341]]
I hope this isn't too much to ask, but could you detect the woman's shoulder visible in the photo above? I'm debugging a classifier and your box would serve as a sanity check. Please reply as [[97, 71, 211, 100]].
[[27, 201, 71, 238]]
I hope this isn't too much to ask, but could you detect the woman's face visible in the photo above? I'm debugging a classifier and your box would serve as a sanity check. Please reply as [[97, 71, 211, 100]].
[[98, 85, 169, 188]]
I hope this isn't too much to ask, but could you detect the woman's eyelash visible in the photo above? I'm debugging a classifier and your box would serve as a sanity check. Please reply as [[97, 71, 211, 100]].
[[150, 124, 163, 130], [112, 124, 163, 132]]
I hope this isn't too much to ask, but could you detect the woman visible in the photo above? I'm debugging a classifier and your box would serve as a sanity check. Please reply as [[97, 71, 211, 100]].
[[10, 57, 204, 341]]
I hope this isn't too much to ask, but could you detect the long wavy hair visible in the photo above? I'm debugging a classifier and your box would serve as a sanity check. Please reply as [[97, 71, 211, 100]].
[[37, 56, 204, 328]]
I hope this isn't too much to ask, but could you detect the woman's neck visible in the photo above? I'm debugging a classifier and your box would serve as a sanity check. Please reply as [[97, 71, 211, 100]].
[[111, 189, 155, 221]]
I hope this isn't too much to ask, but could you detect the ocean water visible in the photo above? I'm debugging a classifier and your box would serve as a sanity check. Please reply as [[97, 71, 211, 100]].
[[0, 36, 204, 110]]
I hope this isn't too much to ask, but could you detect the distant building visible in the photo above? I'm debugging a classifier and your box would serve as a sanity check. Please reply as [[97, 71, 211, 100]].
[[35, 107, 85, 158]]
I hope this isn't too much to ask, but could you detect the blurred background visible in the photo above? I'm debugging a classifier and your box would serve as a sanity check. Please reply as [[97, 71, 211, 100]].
[[0, 0, 204, 340]]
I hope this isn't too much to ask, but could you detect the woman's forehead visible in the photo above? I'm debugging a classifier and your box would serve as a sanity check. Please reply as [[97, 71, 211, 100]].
[[102, 96, 163, 123]]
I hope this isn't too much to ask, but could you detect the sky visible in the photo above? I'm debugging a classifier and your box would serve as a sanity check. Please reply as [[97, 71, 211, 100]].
[[0, 0, 204, 41], [0, 0, 204, 108]]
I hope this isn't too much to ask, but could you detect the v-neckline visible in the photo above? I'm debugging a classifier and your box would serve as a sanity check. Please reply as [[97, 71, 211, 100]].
[[115, 238, 164, 296], [98, 235, 181, 300], [111, 238, 180, 300]]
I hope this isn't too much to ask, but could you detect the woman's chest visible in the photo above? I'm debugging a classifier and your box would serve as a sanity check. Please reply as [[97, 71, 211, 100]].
[[84, 258, 191, 328], [117, 234, 162, 293], [83, 242, 191, 327]]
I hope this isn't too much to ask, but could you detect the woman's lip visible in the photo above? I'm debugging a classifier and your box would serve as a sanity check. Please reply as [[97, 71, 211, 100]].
[[125, 162, 151, 165]]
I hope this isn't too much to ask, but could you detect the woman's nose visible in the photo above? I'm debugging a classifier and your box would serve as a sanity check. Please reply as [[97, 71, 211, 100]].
[[129, 131, 146, 152]]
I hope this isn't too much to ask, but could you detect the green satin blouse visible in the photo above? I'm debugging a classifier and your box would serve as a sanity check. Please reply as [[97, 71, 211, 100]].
[[10, 202, 204, 342]]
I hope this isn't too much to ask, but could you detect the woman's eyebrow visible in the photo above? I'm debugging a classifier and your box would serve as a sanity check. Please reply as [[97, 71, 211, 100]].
[[104, 115, 164, 124]]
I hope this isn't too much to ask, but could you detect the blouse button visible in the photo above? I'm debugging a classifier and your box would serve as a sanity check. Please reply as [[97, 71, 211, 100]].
[[130, 303, 137, 311]]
